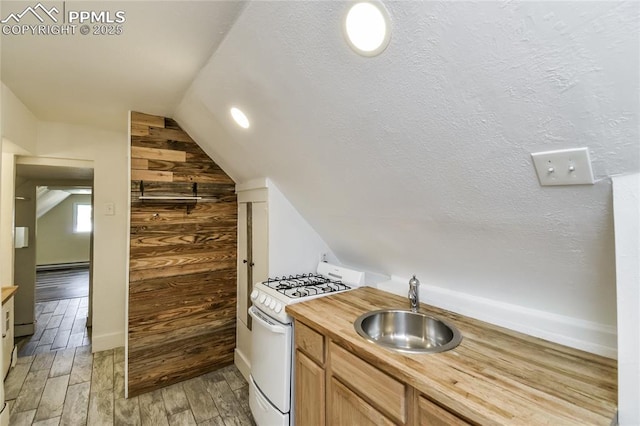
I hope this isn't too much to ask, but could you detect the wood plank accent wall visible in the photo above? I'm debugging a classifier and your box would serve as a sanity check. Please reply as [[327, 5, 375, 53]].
[[128, 111, 237, 397]]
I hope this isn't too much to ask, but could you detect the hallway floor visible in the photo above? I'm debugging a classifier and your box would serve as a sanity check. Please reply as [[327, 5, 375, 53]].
[[35, 268, 90, 303], [7, 347, 253, 425], [17, 297, 91, 358]]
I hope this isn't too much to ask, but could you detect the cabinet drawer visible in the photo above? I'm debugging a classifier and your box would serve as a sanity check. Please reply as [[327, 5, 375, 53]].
[[330, 342, 405, 423], [330, 378, 394, 426], [295, 322, 324, 365], [419, 395, 471, 426]]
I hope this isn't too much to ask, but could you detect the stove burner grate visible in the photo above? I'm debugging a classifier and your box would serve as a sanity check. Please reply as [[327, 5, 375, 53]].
[[264, 273, 351, 299]]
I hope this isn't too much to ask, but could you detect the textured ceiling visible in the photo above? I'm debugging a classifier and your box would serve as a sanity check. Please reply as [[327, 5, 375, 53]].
[[176, 1, 639, 327], [1, 1, 247, 130]]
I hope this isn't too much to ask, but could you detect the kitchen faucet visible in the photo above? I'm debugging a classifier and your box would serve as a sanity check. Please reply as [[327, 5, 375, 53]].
[[408, 275, 420, 312]]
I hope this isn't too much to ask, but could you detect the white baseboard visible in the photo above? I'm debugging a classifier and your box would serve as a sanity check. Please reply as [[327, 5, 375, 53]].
[[15, 323, 34, 337], [376, 278, 617, 359], [92, 331, 125, 353], [234, 348, 251, 381]]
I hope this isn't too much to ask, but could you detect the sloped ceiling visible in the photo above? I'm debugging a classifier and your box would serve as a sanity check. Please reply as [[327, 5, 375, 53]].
[[176, 1, 639, 326], [1, 1, 247, 130]]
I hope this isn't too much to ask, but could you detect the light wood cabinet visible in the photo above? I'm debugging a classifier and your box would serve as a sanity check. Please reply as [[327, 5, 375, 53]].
[[293, 318, 469, 426], [419, 395, 471, 426], [330, 342, 405, 423], [295, 350, 325, 426], [295, 321, 324, 364], [330, 378, 394, 426], [2, 293, 16, 377]]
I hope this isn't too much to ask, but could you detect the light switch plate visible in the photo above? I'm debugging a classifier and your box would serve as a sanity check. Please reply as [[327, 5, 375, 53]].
[[531, 147, 595, 186], [104, 202, 115, 216]]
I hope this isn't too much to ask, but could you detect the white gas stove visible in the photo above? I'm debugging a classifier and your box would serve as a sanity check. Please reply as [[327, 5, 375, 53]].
[[249, 262, 365, 426], [250, 262, 365, 324]]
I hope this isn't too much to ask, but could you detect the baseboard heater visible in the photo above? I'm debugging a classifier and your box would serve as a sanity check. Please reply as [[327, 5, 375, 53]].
[[36, 262, 90, 272]]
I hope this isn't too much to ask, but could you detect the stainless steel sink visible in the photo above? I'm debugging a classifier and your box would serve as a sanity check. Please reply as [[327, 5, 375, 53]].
[[354, 309, 462, 353]]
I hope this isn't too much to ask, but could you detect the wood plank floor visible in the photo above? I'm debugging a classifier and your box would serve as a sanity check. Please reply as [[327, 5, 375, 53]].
[[36, 268, 89, 303], [6, 347, 254, 425], [9, 295, 254, 425]]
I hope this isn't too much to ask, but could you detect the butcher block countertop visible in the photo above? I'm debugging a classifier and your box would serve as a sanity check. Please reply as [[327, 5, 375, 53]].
[[1, 286, 18, 305], [286, 286, 617, 425]]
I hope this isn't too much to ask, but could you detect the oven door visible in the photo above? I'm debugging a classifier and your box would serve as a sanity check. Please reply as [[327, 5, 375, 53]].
[[249, 376, 290, 426], [248, 306, 292, 413]]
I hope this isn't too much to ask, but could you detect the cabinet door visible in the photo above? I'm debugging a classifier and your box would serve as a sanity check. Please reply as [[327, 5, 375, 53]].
[[237, 201, 268, 330], [237, 203, 249, 327], [296, 350, 325, 426], [330, 378, 394, 426], [2, 298, 14, 376], [419, 396, 471, 426]]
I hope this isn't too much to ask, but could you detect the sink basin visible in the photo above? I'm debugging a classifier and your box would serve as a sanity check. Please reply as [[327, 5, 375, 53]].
[[354, 309, 462, 354]]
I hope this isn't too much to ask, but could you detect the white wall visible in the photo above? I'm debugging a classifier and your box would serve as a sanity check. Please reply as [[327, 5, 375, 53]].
[[612, 174, 640, 425], [36, 121, 128, 351], [1, 84, 37, 154], [176, 1, 638, 356], [267, 179, 336, 277], [13, 180, 37, 335], [1, 83, 128, 350], [0, 153, 15, 286], [36, 194, 91, 266]]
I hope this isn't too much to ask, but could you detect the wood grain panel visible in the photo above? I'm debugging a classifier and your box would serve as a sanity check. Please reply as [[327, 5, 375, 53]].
[[295, 321, 325, 365], [128, 326, 236, 397], [419, 396, 472, 426], [128, 271, 235, 294], [131, 158, 149, 169], [131, 123, 150, 136], [131, 146, 187, 162], [296, 351, 325, 426], [129, 231, 235, 249], [131, 137, 204, 155], [148, 127, 195, 143], [146, 159, 224, 174], [173, 172, 235, 185], [131, 111, 165, 128], [131, 169, 173, 182], [128, 112, 237, 397], [330, 378, 395, 426]]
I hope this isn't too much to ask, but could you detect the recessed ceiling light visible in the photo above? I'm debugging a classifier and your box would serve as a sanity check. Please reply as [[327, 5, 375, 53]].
[[230, 107, 250, 129], [344, 2, 391, 56]]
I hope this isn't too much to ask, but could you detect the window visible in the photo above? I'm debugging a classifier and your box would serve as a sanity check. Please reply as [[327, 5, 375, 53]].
[[74, 203, 92, 233]]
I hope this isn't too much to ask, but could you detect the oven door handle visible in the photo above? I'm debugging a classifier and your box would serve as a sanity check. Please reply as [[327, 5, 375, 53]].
[[248, 306, 287, 334]]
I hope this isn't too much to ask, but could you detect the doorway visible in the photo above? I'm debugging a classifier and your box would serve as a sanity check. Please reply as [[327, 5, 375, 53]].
[[13, 161, 94, 356]]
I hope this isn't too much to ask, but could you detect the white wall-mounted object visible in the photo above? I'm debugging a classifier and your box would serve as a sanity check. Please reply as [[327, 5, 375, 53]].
[[104, 202, 115, 216], [612, 173, 640, 426], [14, 227, 28, 249], [531, 148, 595, 186], [344, 1, 391, 57]]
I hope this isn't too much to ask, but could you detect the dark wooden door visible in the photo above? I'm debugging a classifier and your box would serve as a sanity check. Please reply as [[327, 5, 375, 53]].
[[127, 112, 237, 397]]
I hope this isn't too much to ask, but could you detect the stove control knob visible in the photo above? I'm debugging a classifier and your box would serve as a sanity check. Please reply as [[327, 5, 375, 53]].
[[259, 294, 266, 304], [250, 290, 259, 301], [269, 300, 276, 310], [274, 303, 282, 313], [265, 296, 272, 306]]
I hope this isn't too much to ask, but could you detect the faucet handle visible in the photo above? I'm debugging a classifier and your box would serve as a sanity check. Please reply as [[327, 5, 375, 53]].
[[409, 275, 420, 287]]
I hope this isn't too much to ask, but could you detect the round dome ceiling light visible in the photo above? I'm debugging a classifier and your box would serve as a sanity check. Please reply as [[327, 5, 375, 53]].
[[344, 1, 391, 56], [230, 107, 250, 129]]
